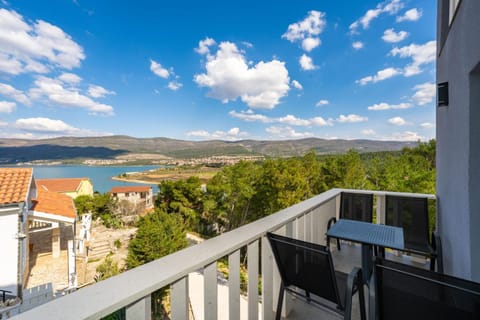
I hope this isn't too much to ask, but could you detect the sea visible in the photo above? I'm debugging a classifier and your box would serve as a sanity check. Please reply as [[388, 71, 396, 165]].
[[11, 165, 160, 194]]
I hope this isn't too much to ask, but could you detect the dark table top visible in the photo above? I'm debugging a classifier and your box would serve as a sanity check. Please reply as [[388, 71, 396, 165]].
[[326, 219, 404, 250]]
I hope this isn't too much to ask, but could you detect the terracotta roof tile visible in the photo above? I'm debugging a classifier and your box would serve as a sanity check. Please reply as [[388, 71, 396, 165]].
[[0, 168, 33, 205], [36, 178, 89, 193], [110, 186, 152, 193], [32, 189, 76, 219]]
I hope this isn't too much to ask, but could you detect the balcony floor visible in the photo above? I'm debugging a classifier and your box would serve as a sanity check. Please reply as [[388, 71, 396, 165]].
[[285, 243, 429, 320]]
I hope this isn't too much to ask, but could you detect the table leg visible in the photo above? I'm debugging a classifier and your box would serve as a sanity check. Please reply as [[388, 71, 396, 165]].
[[361, 244, 373, 285]]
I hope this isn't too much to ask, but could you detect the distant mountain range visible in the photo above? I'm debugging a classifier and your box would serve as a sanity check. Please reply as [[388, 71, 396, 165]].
[[0, 135, 418, 164]]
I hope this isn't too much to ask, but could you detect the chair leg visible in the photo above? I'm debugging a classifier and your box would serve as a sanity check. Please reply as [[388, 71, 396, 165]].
[[358, 277, 366, 320], [305, 290, 311, 302], [276, 283, 285, 320], [337, 238, 341, 251], [430, 255, 436, 272]]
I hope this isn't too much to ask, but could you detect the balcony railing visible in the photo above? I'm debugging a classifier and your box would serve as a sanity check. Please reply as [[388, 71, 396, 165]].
[[13, 188, 435, 320]]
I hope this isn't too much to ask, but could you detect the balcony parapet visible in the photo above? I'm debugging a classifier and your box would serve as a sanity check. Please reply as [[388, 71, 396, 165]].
[[13, 189, 435, 320]]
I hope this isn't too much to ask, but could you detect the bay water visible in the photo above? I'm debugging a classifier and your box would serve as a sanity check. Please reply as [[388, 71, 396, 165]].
[[23, 165, 160, 194]]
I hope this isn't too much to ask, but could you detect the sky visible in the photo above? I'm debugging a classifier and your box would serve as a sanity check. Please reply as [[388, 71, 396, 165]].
[[0, 0, 436, 141]]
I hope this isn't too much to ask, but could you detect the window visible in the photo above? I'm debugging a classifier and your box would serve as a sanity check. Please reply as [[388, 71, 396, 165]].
[[449, 0, 461, 24]]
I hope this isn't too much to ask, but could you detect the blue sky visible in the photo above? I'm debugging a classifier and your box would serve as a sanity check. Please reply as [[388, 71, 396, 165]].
[[0, 0, 436, 141]]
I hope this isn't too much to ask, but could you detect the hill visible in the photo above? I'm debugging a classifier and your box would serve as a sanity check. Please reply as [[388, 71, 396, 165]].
[[0, 135, 418, 164]]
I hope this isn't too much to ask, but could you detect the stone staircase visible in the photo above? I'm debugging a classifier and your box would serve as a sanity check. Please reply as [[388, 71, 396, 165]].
[[87, 225, 113, 260], [86, 224, 137, 261], [88, 239, 112, 260]]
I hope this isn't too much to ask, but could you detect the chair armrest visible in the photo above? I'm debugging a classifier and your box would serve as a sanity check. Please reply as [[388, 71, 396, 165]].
[[327, 217, 337, 230]]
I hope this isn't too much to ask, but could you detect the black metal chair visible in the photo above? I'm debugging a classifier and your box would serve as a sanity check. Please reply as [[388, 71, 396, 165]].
[[327, 192, 373, 250], [267, 232, 366, 320], [369, 258, 480, 320], [385, 195, 442, 271]]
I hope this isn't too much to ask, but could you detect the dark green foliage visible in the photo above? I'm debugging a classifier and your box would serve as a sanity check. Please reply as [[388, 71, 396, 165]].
[[151, 141, 436, 237], [126, 209, 188, 269], [155, 176, 204, 229], [95, 256, 120, 282], [74, 192, 121, 228]]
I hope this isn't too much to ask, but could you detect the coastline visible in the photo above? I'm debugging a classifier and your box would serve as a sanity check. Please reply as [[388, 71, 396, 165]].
[[111, 176, 158, 185]]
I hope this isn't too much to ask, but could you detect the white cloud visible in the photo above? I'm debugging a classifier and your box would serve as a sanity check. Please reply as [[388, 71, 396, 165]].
[[58, 72, 82, 85], [88, 85, 115, 98], [0, 9, 85, 75], [352, 41, 364, 50], [310, 117, 333, 126], [13, 117, 111, 136], [356, 67, 402, 85], [420, 122, 434, 129], [383, 0, 404, 14], [382, 28, 408, 43], [278, 114, 311, 126], [167, 81, 183, 91], [336, 114, 368, 123], [412, 82, 435, 105], [29, 76, 114, 115], [291, 80, 303, 90], [390, 40, 436, 76], [150, 59, 170, 79], [0, 101, 16, 113], [362, 129, 376, 135], [388, 116, 407, 126], [229, 110, 332, 127], [282, 10, 326, 52], [367, 102, 412, 110], [185, 127, 248, 141], [397, 8, 422, 22], [350, 0, 404, 33], [302, 37, 320, 52], [315, 99, 329, 106], [194, 41, 290, 109], [15, 117, 77, 132], [299, 54, 317, 71], [0, 119, 7, 127], [0, 83, 31, 105], [229, 110, 272, 123], [195, 37, 216, 55], [389, 131, 424, 141], [266, 126, 313, 139], [0, 52, 24, 75]]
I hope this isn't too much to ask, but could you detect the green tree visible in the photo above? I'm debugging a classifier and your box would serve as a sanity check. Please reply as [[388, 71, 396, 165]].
[[94, 256, 120, 282], [74, 192, 120, 228], [126, 209, 188, 269], [155, 176, 203, 228], [207, 161, 259, 231]]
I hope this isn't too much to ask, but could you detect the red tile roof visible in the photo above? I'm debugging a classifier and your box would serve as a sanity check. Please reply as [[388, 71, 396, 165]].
[[32, 189, 76, 219], [110, 186, 152, 193], [36, 178, 89, 193], [0, 168, 33, 205]]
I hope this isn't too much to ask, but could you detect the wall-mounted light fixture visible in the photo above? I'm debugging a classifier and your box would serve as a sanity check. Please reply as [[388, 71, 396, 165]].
[[438, 82, 449, 107]]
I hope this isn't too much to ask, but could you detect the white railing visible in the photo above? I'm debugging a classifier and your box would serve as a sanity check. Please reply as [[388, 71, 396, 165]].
[[12, 189, 435, 320]]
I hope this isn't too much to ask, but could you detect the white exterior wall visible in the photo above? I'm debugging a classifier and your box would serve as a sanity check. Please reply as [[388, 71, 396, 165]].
[[0, 207, 20, 296], [113, 189, 153, 210], [437, 0, 480, 281]]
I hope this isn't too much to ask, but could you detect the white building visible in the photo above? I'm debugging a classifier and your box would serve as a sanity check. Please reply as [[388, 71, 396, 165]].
[[0, 168, 36, 298], [0, 168, 77, 303], [437, 0, 480, 281], [110, 186, 154, 213]]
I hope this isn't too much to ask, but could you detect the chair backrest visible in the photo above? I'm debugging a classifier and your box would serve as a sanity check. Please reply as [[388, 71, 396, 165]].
[[385, 195, 430, 253], [266, 232, 343, 308], [340, 192, 373, 222], [373, 258, 480, 320]]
